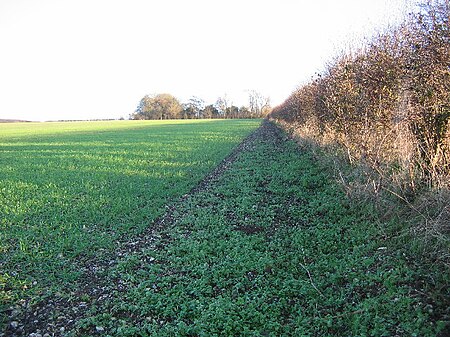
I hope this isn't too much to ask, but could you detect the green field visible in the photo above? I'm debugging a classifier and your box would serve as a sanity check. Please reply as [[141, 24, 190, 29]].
[[71, 122, 447, 336], [0, 119, 261, 310], [1, 119, 448, 336]]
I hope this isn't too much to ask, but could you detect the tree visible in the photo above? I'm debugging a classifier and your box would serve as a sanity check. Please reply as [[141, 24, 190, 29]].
[[182, 96, 205, 119], [203, 104, 220, 119], [238, 106, 251, 118], [131, 94, 182, 120], [225, 105, 240, 119], [248, 90, 271, 117], [214, 95, 232, 118]]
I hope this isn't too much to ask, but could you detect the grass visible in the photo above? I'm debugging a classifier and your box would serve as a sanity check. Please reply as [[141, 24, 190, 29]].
[[74, 122, 448, 336], [2, 120, 448, 336], [0, 119, 261, 313]]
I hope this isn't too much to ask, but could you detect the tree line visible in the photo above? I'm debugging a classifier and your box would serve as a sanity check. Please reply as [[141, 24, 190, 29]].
[[130, 91, 271, 120]]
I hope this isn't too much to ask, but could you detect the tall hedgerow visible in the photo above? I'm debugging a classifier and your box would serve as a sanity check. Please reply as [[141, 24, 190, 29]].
[[270, 0, 449, 258]]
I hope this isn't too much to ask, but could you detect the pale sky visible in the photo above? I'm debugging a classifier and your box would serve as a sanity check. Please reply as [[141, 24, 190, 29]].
[[0, 0, 412, 121]]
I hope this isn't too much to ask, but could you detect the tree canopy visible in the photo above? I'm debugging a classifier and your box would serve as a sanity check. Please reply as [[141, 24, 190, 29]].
[[130, 92, 271, 120], [131, 94, 182, 120]]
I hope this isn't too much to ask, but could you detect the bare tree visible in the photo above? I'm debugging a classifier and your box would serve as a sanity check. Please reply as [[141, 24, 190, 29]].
[[215, 95, 232, 118], [248, 90, 271, 117], [182, 96, 205, 119]]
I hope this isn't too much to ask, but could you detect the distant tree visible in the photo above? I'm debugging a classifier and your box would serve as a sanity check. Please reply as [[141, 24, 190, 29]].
[[238, 106, 251, 118], [248, 90, 271, 117], [131, 92, 269, 120], [182, 96, 205, 119], [203, 104, 220, 119], [133, 96, 147, 119], [226, 105, 240, 119], [181, 103, 194, 119], [215, 95, 232, 118], [131, 94, 182, 120]]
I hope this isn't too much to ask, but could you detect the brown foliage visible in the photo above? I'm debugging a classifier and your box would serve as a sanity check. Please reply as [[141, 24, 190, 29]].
[[270, 0, 449, 254], [271, 0, 449, 191]]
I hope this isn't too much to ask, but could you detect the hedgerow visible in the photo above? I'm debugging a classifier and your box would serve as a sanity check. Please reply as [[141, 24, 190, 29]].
[[270, 0, 449, 261]]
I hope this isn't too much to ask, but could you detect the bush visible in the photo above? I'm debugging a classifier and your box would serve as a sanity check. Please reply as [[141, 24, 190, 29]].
[[270, 0, 449, 259], [272, 0, 449, 187]]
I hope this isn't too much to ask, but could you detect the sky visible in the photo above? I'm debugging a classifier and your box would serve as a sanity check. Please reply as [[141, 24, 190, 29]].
[[0, 0, 413, 121]]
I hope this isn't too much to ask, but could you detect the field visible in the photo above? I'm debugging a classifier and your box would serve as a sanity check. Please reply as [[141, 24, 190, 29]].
[[0, 119, 260, 316], [1, 119, 449, 336]]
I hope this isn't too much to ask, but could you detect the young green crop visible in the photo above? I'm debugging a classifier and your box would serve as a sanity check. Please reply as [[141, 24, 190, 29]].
[[2, 120, 448, 336], [0, 119, 261, 311], [74, 122, 448, 336]]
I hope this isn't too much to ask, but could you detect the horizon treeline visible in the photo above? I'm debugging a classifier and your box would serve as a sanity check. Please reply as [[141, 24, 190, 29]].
[[131, 91, 271, 120], [270, 0, 449, 192]]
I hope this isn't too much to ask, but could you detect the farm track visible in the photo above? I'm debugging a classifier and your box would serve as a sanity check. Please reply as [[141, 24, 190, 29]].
[[3, 121, 277, 337]]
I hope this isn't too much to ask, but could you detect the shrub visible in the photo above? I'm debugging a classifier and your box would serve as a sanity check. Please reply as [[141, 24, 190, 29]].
[[270, 0, 449, 257]]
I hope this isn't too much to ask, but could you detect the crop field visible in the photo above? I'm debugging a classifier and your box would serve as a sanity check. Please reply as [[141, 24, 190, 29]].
[[1, 119, 449, 336], [0, 119, 261, 314]]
